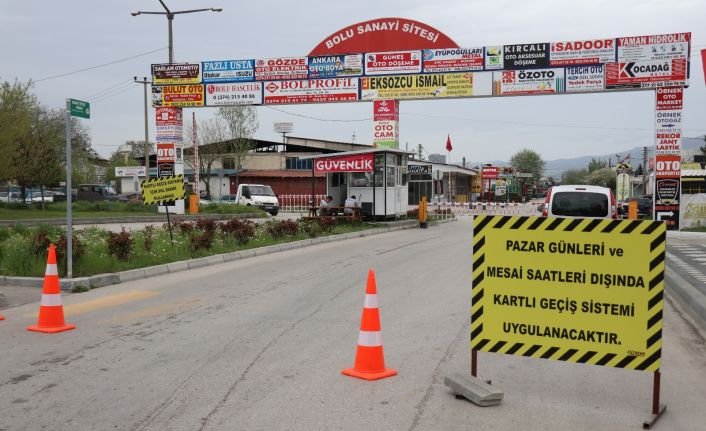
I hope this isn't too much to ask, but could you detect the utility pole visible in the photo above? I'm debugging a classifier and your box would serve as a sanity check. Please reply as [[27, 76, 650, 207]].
[[134, 77, 150, 178], [643, 146, 649, 195]]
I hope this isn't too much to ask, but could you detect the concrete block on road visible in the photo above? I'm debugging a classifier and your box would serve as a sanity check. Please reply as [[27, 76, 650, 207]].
[[144, 265, 169, 278], [167, 261, 189, 273], [206, 255, 224, 266], [88, 273, 120, 288], [188, 257, 210, 269], [119, 269, 146, 283], [444, 373, 503, 407]]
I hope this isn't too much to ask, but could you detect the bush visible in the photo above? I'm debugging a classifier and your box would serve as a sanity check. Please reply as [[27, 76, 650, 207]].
[[300, 220, 322, 238], [56, 233, 85, 266], [189, 230, 214, 252], [31, 229, 52, 257], [195, 217, 218, 234], [219, 218, 255, 245], [107, 229, 133, 261], [266, 220, 299, 239], [142, 225, 155, 251], [170, 220, 194, 235], [406, 208, 419, 218], [316, 217, 337, 232]]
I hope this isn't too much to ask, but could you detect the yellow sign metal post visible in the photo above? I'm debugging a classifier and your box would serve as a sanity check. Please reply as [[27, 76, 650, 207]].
[[471, 215, 666, 426], [141, 175, 186, 244]]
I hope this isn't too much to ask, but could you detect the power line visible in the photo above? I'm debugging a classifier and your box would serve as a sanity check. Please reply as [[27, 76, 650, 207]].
[[263, 106, 372, 122], [34, 47, 167, 82], [82, 79, 134, 100], [90, 84, 139, 104]]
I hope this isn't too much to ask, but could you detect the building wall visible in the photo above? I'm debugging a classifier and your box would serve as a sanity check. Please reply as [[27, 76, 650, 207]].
[[230, 175, 325, 196]]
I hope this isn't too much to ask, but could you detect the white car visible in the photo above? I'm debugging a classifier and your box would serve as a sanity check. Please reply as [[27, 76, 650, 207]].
[[0, 191, 23, 203], [538, 185, 617, 219]]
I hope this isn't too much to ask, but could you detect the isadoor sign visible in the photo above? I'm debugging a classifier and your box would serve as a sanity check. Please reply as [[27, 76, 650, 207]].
[[471, 215, 665, 372], [314, 153, 374, 173]]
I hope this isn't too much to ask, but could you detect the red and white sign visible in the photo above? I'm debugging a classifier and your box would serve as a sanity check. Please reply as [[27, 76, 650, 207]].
[[263, 78, 358, 104], [308, 18, 459, 56], [550, 39, 616, 66], [482, 167, 499, 179], [314, 153, 374, 173], [373, 99, 399, 121], [422, 47, 484, 72], [617, 33, 690, 62], [605, 58, 688, 89], [205, 82, 262, 106], [655, 155, 681, 178], [255, 57, 308, 81], [155, 107, 182, 126], [655, 87, 684, 156], [157, 143, 176, 163], [365, 50, 422, 75]]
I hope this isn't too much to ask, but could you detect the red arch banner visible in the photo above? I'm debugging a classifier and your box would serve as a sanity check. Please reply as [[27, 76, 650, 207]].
[[309, 18, 459, 56]]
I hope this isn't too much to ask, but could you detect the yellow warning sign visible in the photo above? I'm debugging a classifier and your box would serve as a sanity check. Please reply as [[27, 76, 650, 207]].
[[361, 73, 473, 100], [140, 175, 186, 205], [471, 216, 665, 372]]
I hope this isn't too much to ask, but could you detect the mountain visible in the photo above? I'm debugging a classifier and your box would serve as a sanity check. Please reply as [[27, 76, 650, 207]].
[[468, 136, 705, 173]]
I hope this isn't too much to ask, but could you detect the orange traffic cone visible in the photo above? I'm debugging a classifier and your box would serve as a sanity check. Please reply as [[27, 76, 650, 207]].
[[27, 244, 75, 334], [342, 269, 397, 381], [0, 315, 4, 321]]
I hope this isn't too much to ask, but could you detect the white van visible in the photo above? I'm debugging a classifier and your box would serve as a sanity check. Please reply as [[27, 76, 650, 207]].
[[538, 185, 617, 219], [236, 184, 280, 216]]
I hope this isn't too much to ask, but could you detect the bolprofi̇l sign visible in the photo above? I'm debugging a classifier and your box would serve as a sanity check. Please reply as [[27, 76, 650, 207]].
[[314, 153, 374, 173], [263, 78, 358, 104], [471, 215, 666, 372]]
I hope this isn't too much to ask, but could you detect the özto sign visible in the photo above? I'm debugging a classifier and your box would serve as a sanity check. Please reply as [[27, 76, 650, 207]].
[[495, 69, 565, 95], [157, 144, 176, 163], [263, 78, 358, 104], [314, 154, 374, 173]]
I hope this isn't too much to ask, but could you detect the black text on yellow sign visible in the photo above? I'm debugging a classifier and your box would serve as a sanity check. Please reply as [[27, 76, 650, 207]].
[[361, 73, 473, 100], [471, 215, 666, 372], [140, 175, 186, 205]]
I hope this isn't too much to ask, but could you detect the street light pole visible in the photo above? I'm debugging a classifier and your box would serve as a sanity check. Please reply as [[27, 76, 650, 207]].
[[131, 1, 223, 64], [134, 77, 151, 178]]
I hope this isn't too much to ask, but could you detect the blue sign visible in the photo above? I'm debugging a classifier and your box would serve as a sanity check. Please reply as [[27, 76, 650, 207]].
[[308, 54, 363, 79], [202, 60, 255, 83]]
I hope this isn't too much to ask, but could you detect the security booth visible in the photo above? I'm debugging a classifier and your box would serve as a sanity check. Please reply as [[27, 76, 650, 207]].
[[300, 148, 414, 219], [407, 162, 433, 205]]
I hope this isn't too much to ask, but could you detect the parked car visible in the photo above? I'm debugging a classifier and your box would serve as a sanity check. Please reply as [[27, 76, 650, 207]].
[[0, 191, 23, 203], [75, 184, 129, 202], [537, 185, 617, 219], [620, 196, 652, 219]]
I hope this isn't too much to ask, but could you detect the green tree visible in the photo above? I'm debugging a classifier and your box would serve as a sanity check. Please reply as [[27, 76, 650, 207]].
[[217, 105, 259, 169], [562, 168, 588, 184], [586, 167, 616, 189], [0, 79, 37, 183], [587, 157, 607, 174], [184, 117, 228, 199], [510, 149, 545, 193]]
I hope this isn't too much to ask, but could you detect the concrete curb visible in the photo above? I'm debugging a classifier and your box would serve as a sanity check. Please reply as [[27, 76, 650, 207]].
[[0, 213, 263, 227], [1, 220, 421, 291], [665, 265, 706, 333], [667, 231, 706, 239]]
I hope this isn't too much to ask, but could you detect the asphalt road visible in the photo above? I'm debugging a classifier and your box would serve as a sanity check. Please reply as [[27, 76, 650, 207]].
[[1, 218, 706, 430]]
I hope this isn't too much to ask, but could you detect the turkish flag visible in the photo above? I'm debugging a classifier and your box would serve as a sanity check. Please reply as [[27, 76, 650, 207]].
[[702, 49, 706, 84], [446, 134, 452, 152]]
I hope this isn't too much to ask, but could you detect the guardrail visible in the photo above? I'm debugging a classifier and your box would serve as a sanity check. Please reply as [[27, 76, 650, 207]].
[[278, 194, 325, 212]]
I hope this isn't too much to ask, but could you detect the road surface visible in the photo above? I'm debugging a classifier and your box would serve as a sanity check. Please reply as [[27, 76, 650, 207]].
[[1, 217, 705, 430]]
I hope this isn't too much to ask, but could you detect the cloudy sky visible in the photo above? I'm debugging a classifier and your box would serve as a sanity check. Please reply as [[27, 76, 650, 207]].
[[1, 0, 705, 172]]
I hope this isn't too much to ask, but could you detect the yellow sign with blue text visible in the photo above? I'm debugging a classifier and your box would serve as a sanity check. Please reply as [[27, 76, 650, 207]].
[[140, 175, 186, 205], [471, 215, 665, 372]]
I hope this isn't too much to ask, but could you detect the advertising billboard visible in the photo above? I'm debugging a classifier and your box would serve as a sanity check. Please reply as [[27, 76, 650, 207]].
[[152, 63, 201, 85], [605, 59, 688, 89], [617, 33, 691, 62], [152, 85, 204, 107], [494, 69, 565, 95], [565, 65, 605, 92], [155, 107, 182, 126], [484, 46, 504, 70], [263, 78, 358, 104], [361, 73, 473, 100], [503, 43, 549, 70], [202, 60, 255, 83], [255, 57, 309, 81], [422, 47, 484, 72], [308, 54, 363, 78], [364, 50, 422, 75], [550, 39, 616, 66], [205, 82, 262, 106]]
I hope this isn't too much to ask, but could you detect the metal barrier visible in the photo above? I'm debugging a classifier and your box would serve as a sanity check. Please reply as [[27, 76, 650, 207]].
[[278, 194, 325, 212]]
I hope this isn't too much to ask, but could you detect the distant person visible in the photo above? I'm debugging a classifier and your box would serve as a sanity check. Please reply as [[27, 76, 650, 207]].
[[344, 195, 359, 215], [319, 195, 333, 216]]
